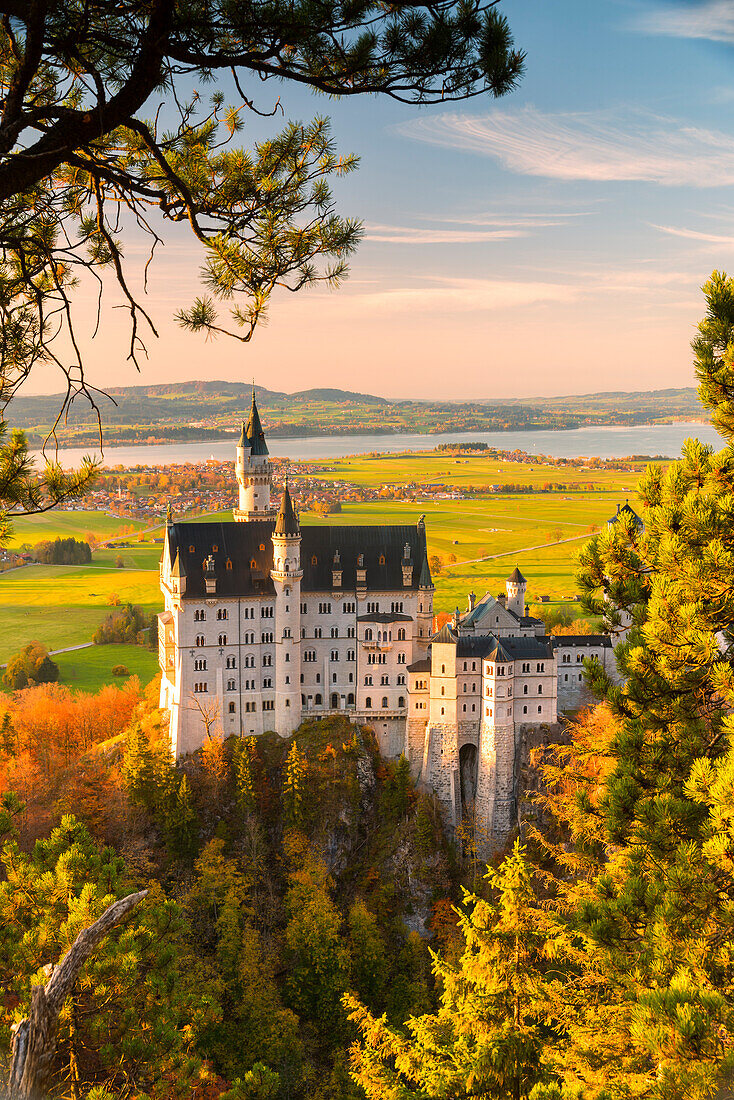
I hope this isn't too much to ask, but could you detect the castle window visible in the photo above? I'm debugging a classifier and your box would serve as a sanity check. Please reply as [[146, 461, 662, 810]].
[[358, 554, 364, 567], [348, 693, 355, 706], [217, 608, 228, 620], [316, 673, 320, 683], [365, 676, 372, 685], [441, 664, 445, 674], [227, 678, 235, 691], [538, 705, 542, 713], [219, 633, 227, 646], [536, 662, 545, 672], [472, 662, 476, 671], [523, 685, 528, 695], [523, 705, 527, 714], [311, 555, 318, 566], [441, 686, 445, 696], [229, 702, 236, 713], [250, 558, 257, 569], [195, 634, 205, 647], [379, 554, 386, 565], [347, 650, 355, 662], [397, 628, 406, 641], [212, 544, 218, 553], [365, 696, 372, 709], [579, 673, 583, 681], [538, 685, 543, 694], [564, 673, 568, 681], [226, 559, 233, 571], [331, 650, 339, 661], [259, 543, 266, 551], [397, 674, 405, 685], [382, 696, 389, 708], [398, 696, 405, 708], [330, 626, 338, 637], [441, 706, 445, 716], [462, 703, 466, 712], [577, 653, 583, 663], [194, 610, 205, 621], [365, 628, 373, 641], [315, 693, 322, 705]]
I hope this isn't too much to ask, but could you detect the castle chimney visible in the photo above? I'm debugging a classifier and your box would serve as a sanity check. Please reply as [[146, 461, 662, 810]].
[[468, 591, 476, 612]]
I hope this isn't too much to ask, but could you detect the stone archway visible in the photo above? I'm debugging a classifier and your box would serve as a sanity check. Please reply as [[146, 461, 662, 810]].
[[459, 743, 478, 807]]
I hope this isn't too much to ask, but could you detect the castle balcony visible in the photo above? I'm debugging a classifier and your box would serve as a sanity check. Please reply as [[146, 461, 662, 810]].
[[361, 638, 393, 652]]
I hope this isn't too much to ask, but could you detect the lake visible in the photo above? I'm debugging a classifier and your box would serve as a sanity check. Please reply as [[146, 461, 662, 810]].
[[33, 421, 726, 469]]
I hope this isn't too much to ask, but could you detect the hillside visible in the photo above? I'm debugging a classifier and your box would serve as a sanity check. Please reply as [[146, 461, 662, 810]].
[[5, 383, 707, 446]]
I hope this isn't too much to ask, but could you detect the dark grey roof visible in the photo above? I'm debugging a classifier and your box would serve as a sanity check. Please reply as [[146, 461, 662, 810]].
[[244, 392, 269, 456], [431, 622, 458, 644], [608, 500, 643, 530], [507, 566, 526, 584], [419, 548, 433, 588], [451, 634, 554, 662], [408, 658, 430, 673], [357, 612, 413, 623], [166, 519, 429, 597], [274, 483, 299, 536], [456, 637, 496, 658], [551, 635, 612, 649]]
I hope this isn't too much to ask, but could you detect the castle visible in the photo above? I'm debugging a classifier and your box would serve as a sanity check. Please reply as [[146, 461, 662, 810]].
[[158, 393, 620, 849]]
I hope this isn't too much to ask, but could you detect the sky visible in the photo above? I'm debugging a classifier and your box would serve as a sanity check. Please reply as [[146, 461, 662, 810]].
[[34, 0, 734, 401]]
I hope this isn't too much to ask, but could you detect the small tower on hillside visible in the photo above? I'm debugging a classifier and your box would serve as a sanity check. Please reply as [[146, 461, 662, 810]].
[[271, 479, 303, 735], [506, 566, 526, 618], [234, 389, 275, 522]]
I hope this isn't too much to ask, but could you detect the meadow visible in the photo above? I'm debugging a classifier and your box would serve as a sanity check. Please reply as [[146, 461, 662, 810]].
[[4, 509, 142, 547], [53, 643, 159, 694], [0, 452, 654, 689]]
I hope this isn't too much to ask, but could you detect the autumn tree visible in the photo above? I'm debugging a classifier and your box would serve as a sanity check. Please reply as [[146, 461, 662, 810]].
[[3, 640, 58, 690]]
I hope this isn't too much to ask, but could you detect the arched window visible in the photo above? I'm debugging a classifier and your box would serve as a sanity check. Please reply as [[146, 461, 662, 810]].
[[523, 684, 528, 694], [347, 693, 355, 706], [315, 693, 322, 705], [397, 628, 405, 641], [259, 543, 266, 551], [311, 555, 318, 565], [250, 558, 257, 568], [398, 696, 405, 708], [227, 678, 235, 691], [226, 559, 233, 571], [379, 554, 386, 565], [382, 696, 388, 708], [212, 544, 218, 553], [365, 628, 373, 641], [228, 701, 236, 713], [331, 693, 339, 709], [365, 696, 372, 709], [219, 633, 227, 646], [441, 664, 445, 673], [195, 634, 205, 647], [538, 684, 543, 694]]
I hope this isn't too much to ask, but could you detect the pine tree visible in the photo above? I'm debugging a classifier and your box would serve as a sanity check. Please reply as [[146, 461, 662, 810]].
[[167, 774, 199, 860], [234, 736, 257, 816], [348, 900, 388, 1010], [0, 815, 221, 1097], [347, 842, 564, 1099], [283, 741, 307, 827]]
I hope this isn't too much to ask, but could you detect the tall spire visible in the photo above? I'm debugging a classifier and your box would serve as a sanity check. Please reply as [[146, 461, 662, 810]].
[[245, 388, 269, 456], [275, 475, 300, 537]]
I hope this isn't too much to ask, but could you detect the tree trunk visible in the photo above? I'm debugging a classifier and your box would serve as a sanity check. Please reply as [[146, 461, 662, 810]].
[[3, 889, 147, 1100]]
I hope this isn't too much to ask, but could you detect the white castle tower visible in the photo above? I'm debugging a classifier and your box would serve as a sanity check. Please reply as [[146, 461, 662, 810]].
[[505, 566, 527, 618], [234, 390, 275, 522], [271, 479, 303, 735]]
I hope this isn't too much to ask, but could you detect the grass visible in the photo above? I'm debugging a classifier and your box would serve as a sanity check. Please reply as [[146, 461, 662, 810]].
[[54, 643, 160, 694], [0, 452, 653, 672], [5, 509, 144, 548], [0, 564, 161, 661]]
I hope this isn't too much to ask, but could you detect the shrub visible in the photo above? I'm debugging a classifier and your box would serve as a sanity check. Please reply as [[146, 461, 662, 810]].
[[111, 664, 130, 677], [3, 642, 59, 690]]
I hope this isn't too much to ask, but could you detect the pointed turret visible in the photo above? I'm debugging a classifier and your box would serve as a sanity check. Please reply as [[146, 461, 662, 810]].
[[245, 389, 269, 456], [275, 479, 300, 537], [234, 387, 274, 522], [419, 547, 433, 589]]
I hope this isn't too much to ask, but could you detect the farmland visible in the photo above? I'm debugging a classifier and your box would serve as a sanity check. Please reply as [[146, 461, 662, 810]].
[[0, 450, 652, 684]]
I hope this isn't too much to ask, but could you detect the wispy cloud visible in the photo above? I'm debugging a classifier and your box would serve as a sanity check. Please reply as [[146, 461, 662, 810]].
[[307, 276, 580, 315], [363, 224, 527, 244], [634, 1, 734, 43], [394, 106, 734, 187], [653, 222, 734, 245]]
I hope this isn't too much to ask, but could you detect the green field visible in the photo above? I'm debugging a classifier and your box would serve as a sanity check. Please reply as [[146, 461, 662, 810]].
[[314, 452, 645, 492], [0, 453, 652, 691], [0, 564, 161, 661], [5, 509, 144, 548], [54, 643, 159, 694]]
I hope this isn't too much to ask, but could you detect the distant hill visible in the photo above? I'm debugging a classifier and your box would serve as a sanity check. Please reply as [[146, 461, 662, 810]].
[[5, 381, 707, 446]]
